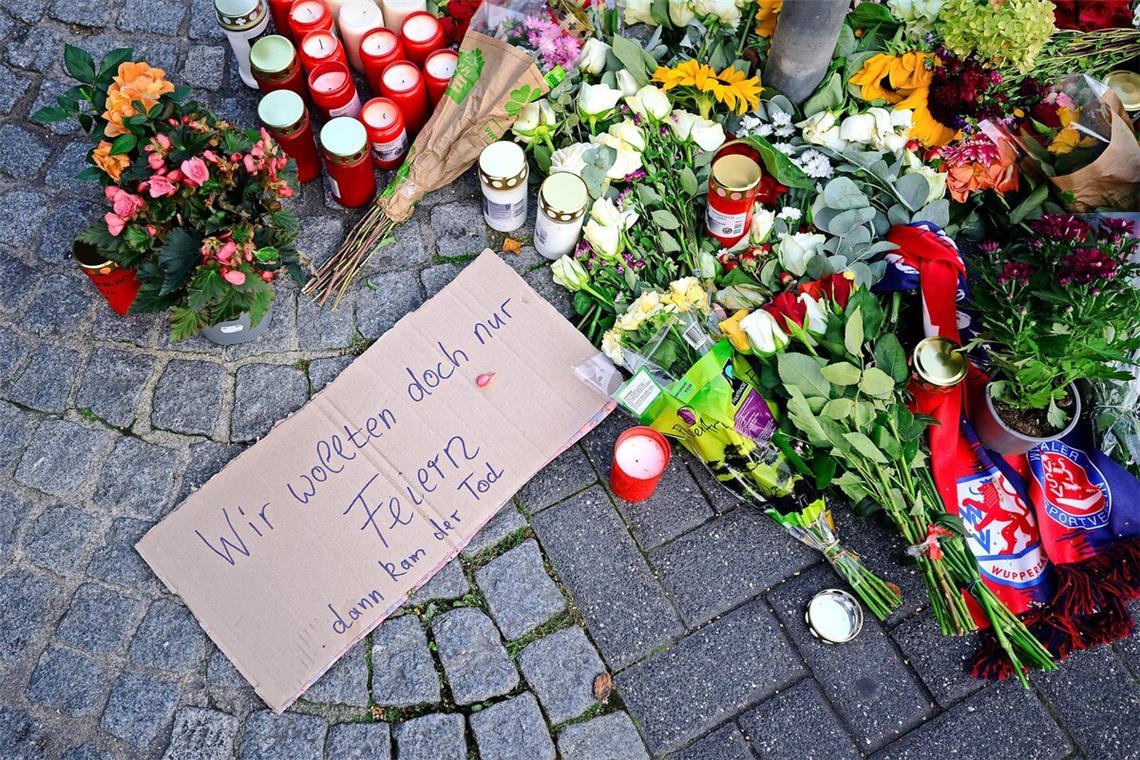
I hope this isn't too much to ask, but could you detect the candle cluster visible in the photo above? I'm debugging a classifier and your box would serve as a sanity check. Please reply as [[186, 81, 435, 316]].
[[219, 0, 455, 208]]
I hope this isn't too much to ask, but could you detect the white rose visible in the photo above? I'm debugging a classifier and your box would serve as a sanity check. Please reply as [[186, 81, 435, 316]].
[[590, 197, 639, 229], [692, 0, 740, 25], [668, 110, 725, 151], [625, 85, 672, 121], [549, 142, 591, 176], [749, 207, 775, 245], [577, 38, 610, 75], [510, 99, 556, 144], [797, 111, 848, 152], [740, 310, 789, 356], [616, 69, 640, 97], [839, 113, 875, 145], [577, 83, 624, 118], [608, 119, 646, 152], [778, 231, 827, 276], [668, 0, 695, 25], [583, 218, 621, 258], [798, 293, 829, 336], [906, 164, 948, 205], [623, 0, 657, 26], [592, 132, 643, 179], [891, 108, 913, 131]]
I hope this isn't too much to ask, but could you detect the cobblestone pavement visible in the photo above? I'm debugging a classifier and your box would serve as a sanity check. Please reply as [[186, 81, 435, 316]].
[[3, 2, 1140, 759]]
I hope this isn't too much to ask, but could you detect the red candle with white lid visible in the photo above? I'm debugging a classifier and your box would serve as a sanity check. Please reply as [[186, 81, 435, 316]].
[[360, 28, 405, 94], [380, 60, 428, 135], [320, 116, 376, 208], [610, 427, 671, 502], [423, 48, 457, 107], [289, 0, 334, 39], [258, 89, 322, 183], [250, 35, 307, 96], [308, 60, 362, 120], [399, 11, 444, 67], [705, 153, 762, 249], [299, 30, 348, 71], [360, 97, 409, 170]]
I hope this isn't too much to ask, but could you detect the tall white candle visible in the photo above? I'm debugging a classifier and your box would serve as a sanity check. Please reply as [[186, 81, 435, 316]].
[[215, 0, 271, 89], [338, 0, 385, 71], [323, 0, 350, 31], [380, 0, 425, 32]]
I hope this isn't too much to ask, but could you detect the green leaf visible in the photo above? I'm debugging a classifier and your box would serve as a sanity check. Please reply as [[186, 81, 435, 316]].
[[896, 172, 929, 212], [157, 228, 203, 296], [651, 209, 680, 229], [844, 306, 864, 356], [99, 48, 134, 78], [109, 133, 137, 155], [821, 362, 861, 386], [169, 307, 208, 343], [245, 279, 273, 328], [658, 230, 681, 252], [611, 36, 649, 86], [738, 135, 813, 190], [32, 105, 71, 123], [777, 352, 830, 399], [679, 167, 699, 196], [1009, 183, 1049, 224], [1046, 399, 1067, 429], [803, 72, 844, 117], [786, 387, 830, 446], [859, 366, 895, 398], [813, 455, 837, 489], [833, 471, 870, 503], [873, 334, 908, 383], [843, 431, 888, 463], [822, 397, 856, 419], [533, 144, 552, 174], [573, 290, 593, 315], [63, 44, 96, 83], [823, 177, 866, 211]]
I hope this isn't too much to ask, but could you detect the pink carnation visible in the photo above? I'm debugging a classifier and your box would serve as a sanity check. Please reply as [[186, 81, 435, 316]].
[[223, 269, 246, 286], [181, 157, 210, 187]]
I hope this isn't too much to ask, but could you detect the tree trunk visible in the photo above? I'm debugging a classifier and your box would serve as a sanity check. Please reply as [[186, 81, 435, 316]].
[[763, 0, 851, 105]]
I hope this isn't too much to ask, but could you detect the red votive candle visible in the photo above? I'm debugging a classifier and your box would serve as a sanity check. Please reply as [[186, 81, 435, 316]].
[[289, 0, 334, 39], [380, 60, 428, 135], [320, 116, 376, 207], [610, 426, 671, 502], [267, 0, 295, 39], [258, 89, 322, 182], [399, 11, 444, 67], [299, 29, 348, 72], [360, 97, 408, 169], [308, 60, 361, 119], [73, 241, 141, 316], [705, 153, 762, 249], [250, 35, 307, 96], [360, 28, 404, 94], [423, 48, 457, 107]]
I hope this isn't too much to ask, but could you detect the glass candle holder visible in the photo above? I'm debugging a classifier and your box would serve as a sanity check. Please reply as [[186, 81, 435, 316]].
[[535, 172, 589, 260], [258, 89, 322, 183], [478, 141, 528, 233], [337, 0, 385, 72], [610, 426, 671, 502], [250, 35, 306, 96], [320, 116, 376, 208], [299, 30, 348, 72], [308, 60, 362, 120], [705, 153, 762, 249], [360, 97, 409, 170], [73, 240, 141, 316], [360, 28, 405, 94], [399, 11, 444, 67], [289, 0, 334, 39], [423, 48, 457, 107], [215, 0, 271, 89], [379, 60, 428, 136]]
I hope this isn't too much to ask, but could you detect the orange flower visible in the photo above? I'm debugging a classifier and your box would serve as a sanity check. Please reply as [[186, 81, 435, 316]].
[[849, 52, 932, 104], [102, 61, 174, 137], [943, 136, 1018, 202], [92, 140, 129, 181], [754, 0, 783, 37]]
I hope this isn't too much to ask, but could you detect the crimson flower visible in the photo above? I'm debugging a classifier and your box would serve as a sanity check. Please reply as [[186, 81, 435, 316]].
[[799, 273, 855, 311], [1029, 214, 1091, 243], [997, 261, 1034, 286], [763, 291, 807, 332]]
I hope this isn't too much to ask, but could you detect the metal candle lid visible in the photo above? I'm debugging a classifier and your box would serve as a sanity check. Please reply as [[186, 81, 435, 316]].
[[258, 89, 305, 131], [710, 154, 761, 197], [805, 589, 863, 644], [320, 116, 368, 158], [478, 141, 527, 189], [215, 0, 266, 31], [250, 35, 295, 75], [913, 335, 967, 388], [539, 172, 588, 221], [1105, 70, 1140, 112]]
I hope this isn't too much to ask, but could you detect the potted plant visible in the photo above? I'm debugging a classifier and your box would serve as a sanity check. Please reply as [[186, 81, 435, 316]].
[[35, 45, 304, 344], [967, 214, 1140, 454]]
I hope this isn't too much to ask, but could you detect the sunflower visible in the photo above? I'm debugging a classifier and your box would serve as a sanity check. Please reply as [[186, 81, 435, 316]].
[[848, 52, 932, 104], [895, 88, 957, 147], [652, 60, 718, 91], [754, 0, 783, 37], [653, 62, 762, 117], [706, 66, 763, 115]]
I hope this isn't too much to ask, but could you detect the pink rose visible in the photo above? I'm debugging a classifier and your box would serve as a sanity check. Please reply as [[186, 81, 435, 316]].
[[216, 240, 237, 263], [181, 157, 209, 187], [148, 152, 165, 171], [148, 175, 177, 198], [112, 191, 145, 219], [105, 212, 126, 237], [104, 185, 121, 202], [223, 269, 246, 286]]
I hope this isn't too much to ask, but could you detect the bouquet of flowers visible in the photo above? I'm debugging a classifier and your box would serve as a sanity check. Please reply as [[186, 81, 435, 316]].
[[34, 45, 303, 340]]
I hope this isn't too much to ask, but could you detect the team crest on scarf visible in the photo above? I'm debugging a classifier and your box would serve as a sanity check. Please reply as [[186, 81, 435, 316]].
[[957, 470, 1048, 589], [1029, 441, 1112, 531]]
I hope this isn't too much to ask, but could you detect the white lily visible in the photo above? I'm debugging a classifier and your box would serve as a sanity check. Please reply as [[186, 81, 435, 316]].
[[583, 218, 622, 258], [577, 83, 624, 121], [623, 0, 657, 26], [616, 70, 640, 97], [749, 206, 776, 245], [839, 113, 875, 145], [668, 110, 725, 152], [692, 0, 741, 25], [668, 0, 695, 24], [797, 111, 848, 152], [608, 119, 646, 152], [510, 99, 557, 146], [591, 197, 639, 229], [592, 132, 643, 179], [798, 293, 829, 336]]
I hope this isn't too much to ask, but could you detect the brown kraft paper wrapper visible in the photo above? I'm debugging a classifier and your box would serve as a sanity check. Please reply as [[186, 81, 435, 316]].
[[1052, 92, 1140, 212]]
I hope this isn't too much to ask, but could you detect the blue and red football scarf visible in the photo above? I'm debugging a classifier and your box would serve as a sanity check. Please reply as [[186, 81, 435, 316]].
[[876, 223, 1140, 678]]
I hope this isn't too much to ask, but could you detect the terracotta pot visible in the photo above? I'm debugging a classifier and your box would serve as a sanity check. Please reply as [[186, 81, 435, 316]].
[[201, 303, 274, 346], [972, 381, 1081, 455]]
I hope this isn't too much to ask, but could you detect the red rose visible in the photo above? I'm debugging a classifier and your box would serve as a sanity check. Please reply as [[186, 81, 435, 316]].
[[800, 273, 855, 311], [763, 291, 807, 332], [1077, 0, 1131, 29], [1052, 0, 1079, 27]]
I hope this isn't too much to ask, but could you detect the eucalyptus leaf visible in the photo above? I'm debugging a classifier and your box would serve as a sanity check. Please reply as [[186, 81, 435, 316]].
[[887, 203, 912, 226], [913, 199, 949, 227], [823, 177, 866, 211], [611, 36, 649, 86], [828, 207, 876, 236], [896, 172, 929, 212]]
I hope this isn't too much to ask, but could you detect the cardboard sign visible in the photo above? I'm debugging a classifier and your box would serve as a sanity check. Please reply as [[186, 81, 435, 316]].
[[137, 251, 611, 712]]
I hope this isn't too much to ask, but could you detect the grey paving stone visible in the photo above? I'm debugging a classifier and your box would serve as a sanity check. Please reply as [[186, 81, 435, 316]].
[[56, 582, 140, 655], [497, 245, 545, 276], [239, 711, 327, 760], [91, 310, 163, 347], [308, 355, 353, 394], [469, 692, 554, 760], [118, 0, 186, 33], [872, 680, 1069, 760], [297, 289, 356, 350], [767, 565, 932, 751], [5, 27, 60, 71], [22, 274, 94, 337], [890, 612, 983, 707], [0, 64, 32, 113], [524, 267, 574, 320], [616, 600, 804, 755], [180, 45, 227, 90], [1033, 648, 1140, 759], [163, 707, 241, 760], [0, 707, 48, 759], [412, 558, 470, 603], [739, 678, 860, 760], [0, 489, 26, 563], [0, 123, 51, 179], [31, 79, 87, 137], [22, 505, 98, 574], [557, 712, 649, 760], [60, 745, 115, 760], [0, 567, 57, 661], [294, 215, 345, 267], [6, 344, 78, 413], [393, 713, 466, 760], [431, 607, 518, 705], [420, 263, 462, 298], [356, 270, 424, 340], [39, 199, 101, 264], [26, 645, 108, 717], [16, 416, 109, 498], [460, 503, 527, 558], [87, 516, 157, 589], [0, 331, 28, 382], [475, 540, 565, 640], [419, 167, 481, 208], [431, 202, 489, 259], [686, 453, 745, 513], [304, 640, 369, 707], [45, 141, 91, 188], [206, 646, 261, 713], [650, 508, 816, 627], [129, 598, 207, 672], [673, 724, 754, 760], [0, 255, 38, 313], [361, 221, 430, 274], [532, 486, 682, 669], [152, 360, 225, 435], [177, 440, 243, 502], [324, 722, 391, 760], [370, 615, 441, 707], [518, 444, 597, 513], [519, 626, 607, 724], [189, 0, 226, 39], [101, 671, 179, 748], [95, 436, 179, 518], [231, 363, 308, 441], [49, 0, 110, 24], [76, 348, 155, 428], [0, 401, 29, 469]]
